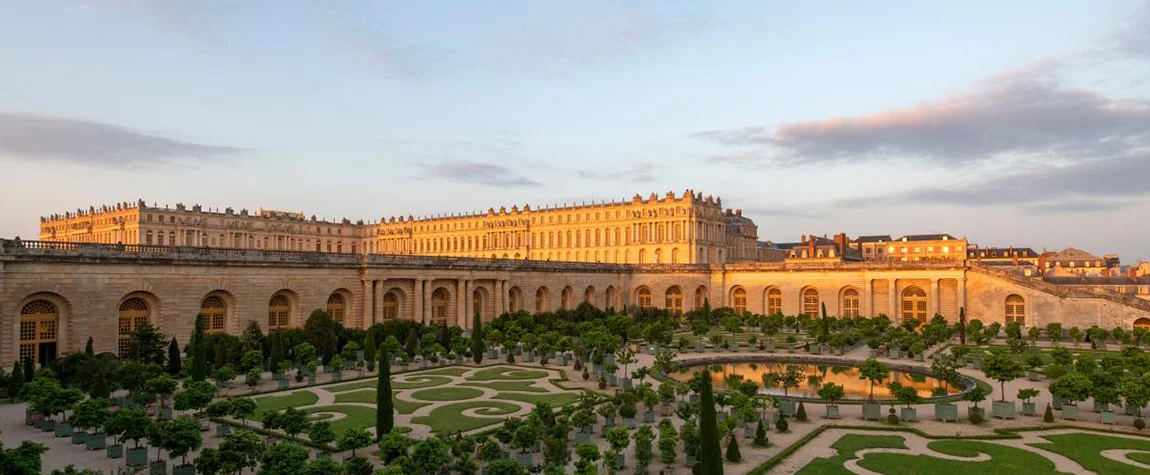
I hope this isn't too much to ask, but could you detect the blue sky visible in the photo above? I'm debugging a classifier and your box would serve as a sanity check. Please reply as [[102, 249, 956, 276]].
[[2, 0, 1149, 261]]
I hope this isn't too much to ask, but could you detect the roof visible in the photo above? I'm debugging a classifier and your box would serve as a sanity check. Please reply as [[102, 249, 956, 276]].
[[1045, 276, 1150, 285], [897, 233, 958, 241], [855, 235, 893, 243], [1047, 247, 1104, 262], [968, 247, 1040, 258]]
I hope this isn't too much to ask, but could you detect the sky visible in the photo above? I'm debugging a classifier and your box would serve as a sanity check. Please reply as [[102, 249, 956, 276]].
[[1, 1, 1149, 261]]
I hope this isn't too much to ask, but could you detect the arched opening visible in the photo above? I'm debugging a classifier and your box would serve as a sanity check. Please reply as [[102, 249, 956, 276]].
[[561, 286, 573, 311], [268, 294, 292, 330], [605, 286, 618, 310], [1135, 318, 1150, 331], [509, 287, 522, 313], [1005, 295, 1025, 326], [694, 285, 708, 310], [326, 293, 346, 325], [431, 288, 449, 325], [732, 287, 747, 315], [637, 287, 653, 308], [535, 287, 550, 313], [584, 286, 596, 306], [20, 300, 59, 365], [841, 288, 860, 318], [472, 289, 485, 320], [200, 295, 228, 333], [902, 286, 927, 322], [118, 297, 150, 357], [654, 248, 662, 264], [638, 248, 647, 264], [382, 292, 399, 320], [766, 288, 783, 315], [671, 248, 679, 264], [665, 286, 683, 314], [802, 288, 820, 316]]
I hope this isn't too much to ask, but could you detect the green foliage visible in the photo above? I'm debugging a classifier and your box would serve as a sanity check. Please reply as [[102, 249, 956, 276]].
[[174, 381, 216, 413], [1044, 404, 1054, 422], [775, 413, 789, 432], [725, 433, 742, 463], [218, 430, 265, 475], [697, 368, 724, 475], [795, 401, 808, 421], [473, 313, 485, 364], [1017, 388, 1041, 403], [166, 338, 182, 375], [259, 442, 309, 475], [857, 358, 889, 400], [982, 348, 1024, 401], [191, 314, 208, 382], [1049, 372, 1093, 404], [337, 426, 372, 456], [376, 345, 394, 440], [0, 440, 48, 475], [895, 386, 923, 407]]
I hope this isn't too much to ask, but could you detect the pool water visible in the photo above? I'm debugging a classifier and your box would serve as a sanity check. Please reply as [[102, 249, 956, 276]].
[[673, 361, 959, 399]]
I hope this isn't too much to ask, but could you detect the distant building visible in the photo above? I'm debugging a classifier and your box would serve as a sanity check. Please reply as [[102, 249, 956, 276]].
[[967, 247, 1042, 266], [855, 234, 967, 262], [1043, 248, 1109, 277]]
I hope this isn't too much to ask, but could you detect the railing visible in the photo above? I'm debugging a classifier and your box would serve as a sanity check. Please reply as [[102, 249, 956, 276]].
[[970, 263, 1150, 312]]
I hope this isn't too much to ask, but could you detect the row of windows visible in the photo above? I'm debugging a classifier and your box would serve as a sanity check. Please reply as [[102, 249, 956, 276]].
[[727, 287, 1028, 325]]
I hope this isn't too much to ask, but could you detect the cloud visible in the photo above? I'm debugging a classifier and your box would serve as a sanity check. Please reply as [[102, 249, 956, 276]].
[[0, 112, 244, 166], [693, 74, 1150, 167], [415, 160, 540, 187], [1108, 1, 1150, 58], [576, 161, 663, 183]]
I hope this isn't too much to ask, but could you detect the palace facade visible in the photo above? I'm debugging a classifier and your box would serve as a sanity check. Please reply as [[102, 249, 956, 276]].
[[8, 191, 1150, 368]]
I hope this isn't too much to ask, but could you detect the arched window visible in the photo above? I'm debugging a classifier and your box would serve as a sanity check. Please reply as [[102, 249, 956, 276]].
[[509, 287, 522, 313], [639, 248, 647, 264], [695, 286, 708, 310], [382, 292, 399, 320], [766, 288, 783, 315], [637, 287, 653, 308], [268, 294, 291, 330], [20, 300, 59, 364], [201, 296, 227, 333], [472, 289, 484, 319], [1135, 318, 1150, 331], [118, 297, 150, 357], [561, 287, 573, 311], [665, 287, 683, 314], [841, 289, 860, 318], [733, 287, 747, 315], [654, 248, 662, 263], [327, 293, 346, 324], [584, 286, 596, 306], [1005, 295, 1025, 326], [802, 288, 820, 316], [671, 248, 679, 264], [431, 288, 449, 325], [535, 287, 550, 313], [606, 286, 618, 310], [902, 286, 927, 322]]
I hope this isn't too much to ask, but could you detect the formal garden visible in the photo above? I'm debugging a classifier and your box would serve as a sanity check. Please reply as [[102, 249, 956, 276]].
[[6, 300, 1150, 474]]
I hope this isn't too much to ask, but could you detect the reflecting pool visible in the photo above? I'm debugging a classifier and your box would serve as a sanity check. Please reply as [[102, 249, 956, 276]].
[[672, 361, 960, 399]]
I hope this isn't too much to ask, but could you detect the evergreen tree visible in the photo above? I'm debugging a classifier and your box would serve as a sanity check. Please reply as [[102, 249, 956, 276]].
[[269, 333, 285, 373], [820, 303, 830, 337], [376, 345, 394, 441], [166, 338, 182, 375], [404, 329, 419, 358], [795, 401, 808, 422], [724, 434, 742, 463], [23, 357, 33, 382], [9, 361, 24, 400], [363, 331, 377, 371], [190, 314, 208, 382], [472, 312, 484, 364], [696, 368, 724, 475], [753, 420, 768, 447], [958, 307, 967, 345], [85, 337, 94, 356]]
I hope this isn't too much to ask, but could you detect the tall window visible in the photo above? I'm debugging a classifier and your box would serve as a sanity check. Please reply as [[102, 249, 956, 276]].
[[20, 300, 58, 365], [665, 287, 683, 314], [637, 287, 653, 308], [605, 286, 618, 310], [382, 292, 399, 320], [902, 286, 927, 322], [561, 287, 573, 311], [1135, 318, 1150, 332], [118, 298, 150, 357], [431, 288, 449, 325], [268, 294, 291, 330], [841, 289, 860, 318], [802, 288, 820, 316], [509, 287, 521, 313], [535, 287, 550, 313], [473, 290, 484, 319], [695, 286, 708, 310], [1005, 295, 1025, 325], [326, 293, 345, 324], [733, 288, 747, 315], [584, 286, 596, 305], [201, 296, 227, 333], [767, 288, 782, 315]]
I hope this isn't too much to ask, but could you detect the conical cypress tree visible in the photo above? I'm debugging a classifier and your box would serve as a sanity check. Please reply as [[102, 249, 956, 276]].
[[404, 329, 419, 358], [269, 333, 284, 373], [166, 338, 182, 375], [22, 357, 33, 382], [796, 401, 808, 422], [9, 361, 24, 400], [697, 368, 724, 474], [753, 420, 768, 447], [363, 330, 377, 371], [820, 303, 830, 336], [958, 307, 967, 345], [191, 314, 208, 382], [1043, 404, 1054, 423], [85, 337, 94, 356], [472, 312, 484, 364], [376, 345, 394, 441], [725, 434, 742, 463]]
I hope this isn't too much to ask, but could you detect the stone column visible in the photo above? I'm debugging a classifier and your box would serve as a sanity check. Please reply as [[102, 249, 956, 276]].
[[463, 280, 473, 328], [502, 280, 511, 315], [373, 280, 383, 325], [957, 277, 967, 316], [888, 280, 897, 320], [493, 280, 503, 316], [456, 279, 465, 328], [930, 278, 940, 317], [422, 280, 431, 325], [865, 279, 874, 317], [413, 279, 424, 323], [361, 279, 372, 329]]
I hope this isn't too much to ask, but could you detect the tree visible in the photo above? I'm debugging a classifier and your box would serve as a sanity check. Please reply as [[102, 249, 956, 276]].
[[857, 358, 889, 400], [129, 320, 167, 365], [218, 430, 264, 475], [376, 345, 394, 440], [245, 368, 262, 391], [270, 333, 286, 373], [8, 361, 24, 400], [113, 409, 152, 448], [982, 349, 1024, 402], [229, 397, 257, 426], [71, 397, 111, 437], [304, 309, 341, 361], [174, 381, 216, 415], [301, 457, 343, 475], [362, 331, 377, 372], [1018, 388, 1040, 404], [307, 420, 336, 449], [259, 442, 309, 475], [274, 407, 311, 439], [0, 440, 48, 475], [634, 425, 654, 471], [574, 442, 600, 475], [696, 368, 724, 475], [659, 423, 679, 464], [166, 338, 182, 375], [473, 312, 485, 364], [725, 434, 742, 463], [895, 386, 922, 408], [337, 427, 372, 456], [410, 437, 451, 474], [164, 416, 204, 465], [85, 337, 94, 356], [1049, 373, 1093, 406], [378, 429, 413, 463], [818, 382, 845, 405], [1122, 374, 1150, 417], [145, 373, 179, 408], [191, 314, 208, 382], [1046, 323, 1063, 343], [1069, 327, 1083, 349], [957, 307, 967, 345]]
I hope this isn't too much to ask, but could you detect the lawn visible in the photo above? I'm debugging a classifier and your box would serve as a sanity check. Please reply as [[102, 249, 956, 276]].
[[253, 391, 319, 418], [332, 390, 429, 414], [410, 387, 485, 402], [1030, 433, 1150, 475], [326, 379, 379, 392], [302, 405, 377, 434], [470, 366, 550, 381], [493, 391, 580, 407], [393, 375, 453, 389], [418, 367, 471, 377], [411, 401, 522, 433], [796, 434, 907, 475], [461, 381, 548, 393]]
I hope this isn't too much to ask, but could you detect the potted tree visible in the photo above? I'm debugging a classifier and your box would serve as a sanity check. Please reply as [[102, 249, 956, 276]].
[[930, 359, 959, 422], [1019, 388, 1040, 416], [72, 397, 111, 449], [212, 365, 235, 389], [121, 409, 153, 467], [778, 365, 803, 417], [167, 416, 204, 475], [818, 382, 845, 419], [604, 363, 619, 387], [597, 402, 618, 433], [1025, 355, 1045, 381], [965, 386, 989, 422], [867, 339, 880, 358], [572, 409, 595, 444], [1050, 374, 1091, 420], [895, 386, 922, 422], [104, 407, 140, 459], [857, 358, 889, 421], [205, 400, 232, 436], [1122, 374, 1150, 429], [146, 374, 179, 420], [681, 422, 699, 468], [512, 424, 539, 467], [606, 425, 631, 470], [641, 386, 660, 423], [983, 349, 1023, 419], [616, 348, 636, 390], [330, 355, 346, 383], [911, 342, 926, 362]]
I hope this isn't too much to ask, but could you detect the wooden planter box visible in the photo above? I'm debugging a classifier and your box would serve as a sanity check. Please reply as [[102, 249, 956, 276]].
[[55, 421, 72, 437], [106, 444, 123, 459], [1027, 370, 1042, 381], [173, 463, 196, 475], [900, 407, 918, 422], [992, 401, 1016, 419], [1052, 394, 1064, 410], [779, 399, 796, 417], [71, 431, 87, 444], [87, 433, 107, 450], [216, 423, 231, 437], [1062, 404, 1080, 420], [862, 402, 882, 421], [914, 353, 925, 362], [1022, 402, 1037, 416], [1094, 402, 1110, 413], [825, 404, 841, 419], [1101, 411, 1116, 425], [150, 460, 168, 475], [967, 406, 985, 421], [934, 403, 958, 422], [127, 447, 149, 467]]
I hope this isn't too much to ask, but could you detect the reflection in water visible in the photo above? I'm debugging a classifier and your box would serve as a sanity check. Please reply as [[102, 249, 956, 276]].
[[672, 362, 958, 399]]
